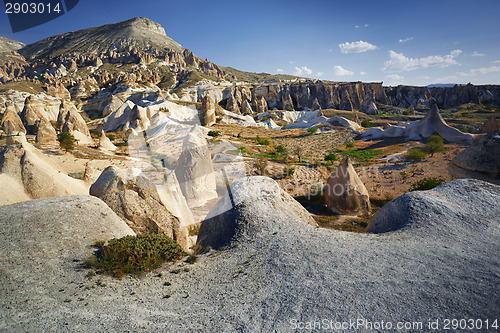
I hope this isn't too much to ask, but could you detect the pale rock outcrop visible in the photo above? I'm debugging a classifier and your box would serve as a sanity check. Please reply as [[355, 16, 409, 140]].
[[240, 99, 253, 115], [1, 102, 26, 133], [449, 131, 500, 185], [196, 176, 317, 251], [90, 166, 190, 250], [312, 98, 321, 111], [325, 156, 371, 215], [19, 95, 43, 133], [361, 97, 378, 115], [253, 96, 268, 114], [35, 117, 57, 144], [60, 105, 92, 145], [367, 179, 500, 233], [198, 95, 216, 126], [326, 116, 362, 131], [0, 133, 88, 206], [98, 130, 117, 151], [175, 126, 217, 208], [225, 94, 240, 114]]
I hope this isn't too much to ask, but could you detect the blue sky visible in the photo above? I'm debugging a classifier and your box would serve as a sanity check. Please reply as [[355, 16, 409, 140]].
[[1, 0, 500, 86]]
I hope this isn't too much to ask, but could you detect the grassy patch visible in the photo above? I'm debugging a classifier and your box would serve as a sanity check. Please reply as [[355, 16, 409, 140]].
[[84, 233, 185, 277], [409, 177, 443, 191], [338, 148, 383, 163]]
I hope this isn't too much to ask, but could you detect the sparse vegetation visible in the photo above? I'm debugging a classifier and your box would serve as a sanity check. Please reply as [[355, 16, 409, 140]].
[[255, 135, 270, 145], [361, 120, 375, 128], [338, 149, 383, 164], [188, 224, 200, 236], [407, 148, 426, 161], [57, 132, 76, 153], [283, 165, 295, 178], [83, 233, 185, 277], [409, 177, 442, 191], [307, 127, 318, 134], [324, 153, 337, 164], [208, 130, 220, 137]]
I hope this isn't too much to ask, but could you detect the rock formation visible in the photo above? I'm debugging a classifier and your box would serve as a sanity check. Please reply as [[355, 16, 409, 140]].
[[225, 94, 240, 113], [0, 133, 87, 206], [196, 176, 317, 251], [449, 131, 500, 185], [90, 166, 190, 250], [60, 103, 93, 144], [35, 117, 57, 144], [367, 179, 500, 233], [175, 126, 217, 208], [1, 102, 26, 134], [481, 116, 499, 133], [98, 130, 117, 151], [252, 96, 268, 113], [311, 98, 321, 111], [198, 95, 216, 126], [325, 156, 371, 215], [19, 95, 43, 134], [360, 104, 474, 143], [240, 99, 253, 115]]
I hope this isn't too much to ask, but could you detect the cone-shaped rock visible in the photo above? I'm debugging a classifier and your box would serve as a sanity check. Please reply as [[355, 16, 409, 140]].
[[481, 116, 499, 134], [225, 94, 240, 114], [98, 130, 117, 151], [240, 99, 253, 115], [35, 117, 57, 144], [325, 156, 371, 215], [199, 95, 216, 126], [312, 98, 321, 111], [175, 126, 217, 208], [1, 102, 26, 134], [20, 95, 43, 134]]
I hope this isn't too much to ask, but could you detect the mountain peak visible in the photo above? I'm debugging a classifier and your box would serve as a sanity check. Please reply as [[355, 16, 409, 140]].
[[19, 17, 182, 60]]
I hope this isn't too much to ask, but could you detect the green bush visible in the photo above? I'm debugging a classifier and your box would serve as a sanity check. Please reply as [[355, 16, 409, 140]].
[[84, 233, 185, 277], [361, 120, 375, 128], [402, 110, 410, 116], [286, 107, 294, 111], [424, 134, 445, 156], [106, 134, 116, 141], [57, 132, 76, 152], [275, 145, 286, 154], [324, 153, 337, 164], [307, 127, 318, 134], [208, 130, 220, 137], [255, 135, 270, 145], [284, 165, 295, 178], [406, 148, 426, 161], [410, 177, 442, 191], [345, 142, 354, 148]]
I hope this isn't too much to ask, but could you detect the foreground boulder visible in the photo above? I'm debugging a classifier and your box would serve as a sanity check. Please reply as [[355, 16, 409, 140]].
[[196, 176, 316, 251], [325, 156, 371, 215], [367, 179, 500, 233], [449, 131, 500, 185], [198, 95, 216, 126], [90, 166, 190, 250]]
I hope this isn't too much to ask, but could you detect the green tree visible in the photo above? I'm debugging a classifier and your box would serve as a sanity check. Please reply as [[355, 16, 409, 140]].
[[324, 153, 337, 164], [424, 134, 445, 156], [208, 130, 220, 137], [57, 132, 76, 153], [307, 127, 318, 134]]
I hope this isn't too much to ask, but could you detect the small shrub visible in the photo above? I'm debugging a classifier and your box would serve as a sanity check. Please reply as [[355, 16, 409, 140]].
[[410, 177, 442, 191], [424, 134, 445, 156], [106, 134, 116, 141], [361, 120, 375, 128], [164, 282, 171, 286], [254, 157, 268, 175], [402, 110, 410, 116], [400, 171, 409, 180], [307, 127, 318, 134], [406, 148, 426, 161], [208, 130, 220, 137], [286, 107, 294, 111], [185, 255, 198, 264], [255, 136, 270, 145], [183, 267, 190, 272], [83, 233, 185, 277], [57, 131, 76, 153], [345, 142, 354, 148], [188, 224, 200, 236], [275, 145, 286, 154], [324, 153, 337, 164], [283, 165, 295, 178]]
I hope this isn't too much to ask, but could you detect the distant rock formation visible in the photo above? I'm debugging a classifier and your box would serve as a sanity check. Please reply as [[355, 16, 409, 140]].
[[19, 95, 43, 134], [325, 156, 371, 215], [60, 104, 92, 145], [367, 179, 500, 233], [90, 166, 190, 250], [449, 131, 500, 185], [175, 126, 217, 208], [196, 176, 317, 251], [199, 95, 216, 126], [360, 104, 474, 143], [35, 117, 57, 144], [252, 96, 268, 113], [240, 99, 253, 115], [1, 102, 26, 134], [225, 94, 240, 114]]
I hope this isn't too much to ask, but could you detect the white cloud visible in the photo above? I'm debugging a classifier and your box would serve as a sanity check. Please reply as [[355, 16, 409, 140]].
[[316, 72, 324, 77], [339, 40, 378, 54], [355, 24, 369, 28], [384, 74, 404, 85], [333, 65, 354, 76], [354, 25, 360, 29], [364, 24, 369, 27], [289, 61, 294, 64], [276, 68, 284, 73], [472, 51, 485, 57], [382, 50, 462, 72], [458, 65, 500, 77], [493, 60, 500, 64], [399, 37, 413, 43], [294, 66, 313, 76], [360, 71, 367, 76]]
